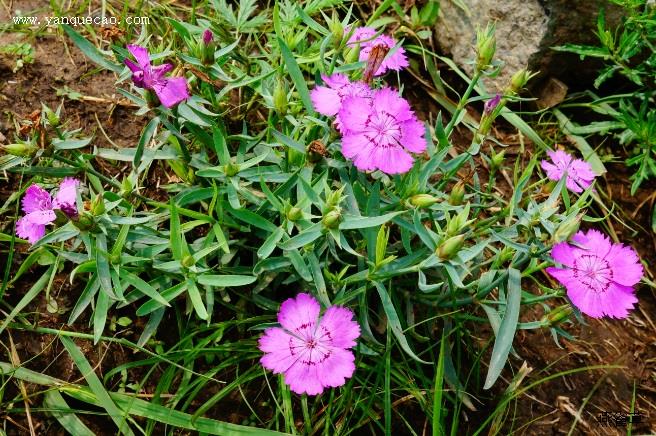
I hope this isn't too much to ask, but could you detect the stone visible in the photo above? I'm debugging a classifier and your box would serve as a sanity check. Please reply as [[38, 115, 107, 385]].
[[434, 0, 623, 92]]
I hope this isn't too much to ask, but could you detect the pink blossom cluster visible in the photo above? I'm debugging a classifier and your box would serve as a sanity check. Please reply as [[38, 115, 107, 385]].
[[311, 28, 426, 175]]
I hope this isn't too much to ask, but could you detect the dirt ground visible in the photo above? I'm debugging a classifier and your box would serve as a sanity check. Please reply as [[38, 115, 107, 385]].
[[1, 2, 656, 435]]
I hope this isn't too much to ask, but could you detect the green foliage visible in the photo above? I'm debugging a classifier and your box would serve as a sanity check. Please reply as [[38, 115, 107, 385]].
[[554, 1, 656, 193], [0, 0, 599, 434]]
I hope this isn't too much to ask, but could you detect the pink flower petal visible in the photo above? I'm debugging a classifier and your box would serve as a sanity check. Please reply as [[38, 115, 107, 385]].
[[53, 178, 79, 211], [311, 86, 341, 116], [318, 307, 360, 348], [16, 216, 46, 244], [338, 96, 372, 133], [25, 210, 57, 225], [153, 77, 189, 108], [400, 119, 427, 153], [605, 243, 643, 287], [127, 44, 151, 68], [22, 185, 52, 213], [277, 293, 320, 337], [316, 347, 356, 388], [284, 361, 324, 395], [259, 327, 301, 374]]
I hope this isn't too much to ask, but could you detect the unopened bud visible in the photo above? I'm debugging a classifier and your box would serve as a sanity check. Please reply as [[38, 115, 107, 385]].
[[182, 255, 195, 268], [437, 234, 465, 260], [201, 29, 215, 65], [490, 149, 505, 170], [509, 69, 535, 94], [121, 176, 133, 197], [42, 104, 60, 127], [224, 163, 239, 177], [1, 141, 38, 157], [409, 194, 439, 208], [73, 212, 95, 231], [483, 94, 501, 116], [328, 13, 344, 45], [273, 78, 288, 115], [449, 182, 466, 206], [287, 206, 303, 221], [344, 44, 360, 64], [476, 23, 496, 72], [553, 214, 582, 243], [91, 195, 106, 216], [322, 209, 341, 229], [543, 305, 573, 326]]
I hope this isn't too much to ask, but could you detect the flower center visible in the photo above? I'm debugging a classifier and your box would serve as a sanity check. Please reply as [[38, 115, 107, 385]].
[[572, 254, 613, 293], [367, 111, 401, 148]]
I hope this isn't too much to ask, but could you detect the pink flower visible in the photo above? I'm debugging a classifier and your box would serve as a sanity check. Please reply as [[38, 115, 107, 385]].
[[541, 150, 597, 193], [347, 27, 408, 76], [338, 88, 426, 174], [259, 293, 360, 396], [16, 178, 79, 244], [124, 44, 190, 108], [310, 73, 372, 132], [546, 229, 643, 319]]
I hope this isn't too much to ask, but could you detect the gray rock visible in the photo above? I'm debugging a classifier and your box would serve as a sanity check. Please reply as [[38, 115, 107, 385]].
[[435, 0, 623, 92]]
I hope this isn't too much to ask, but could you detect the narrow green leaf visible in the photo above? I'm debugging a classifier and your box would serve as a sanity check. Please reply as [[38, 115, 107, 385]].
[[93, 290, 109, 344], [133, 117, 159, 168], [43, 390, 96, 436], [197, 275, 257, 287], [60, 336, 135, 436], [278, 37, 314, 115], [187, 279, 208, 320], [483, 268, 522, 389], [62, 25, 122, 73], [374, 282, 430, 364], [0, 266, 53, 335]]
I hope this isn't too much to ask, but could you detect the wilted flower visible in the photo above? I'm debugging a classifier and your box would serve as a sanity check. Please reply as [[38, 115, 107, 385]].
[[338, 88, 426, 174], [16, 178, 79, 244], [347, 27, 408, 76], [310, 73, 372, 131], [541, 150, 597, 193], [123, 44, 189, 108], [483, 94, 502, 115], [259, 293, 360, 395], [546, 229, 643, 319]]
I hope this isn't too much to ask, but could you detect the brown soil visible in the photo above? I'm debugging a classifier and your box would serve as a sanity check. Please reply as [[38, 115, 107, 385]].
[[1, 2, 655, 436]]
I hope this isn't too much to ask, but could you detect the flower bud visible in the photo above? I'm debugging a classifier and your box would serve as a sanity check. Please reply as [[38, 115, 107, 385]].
[[202, 29, 214, 45], [508, 69, 535, 94], [322, 209, 341, 229], [409, 194, 439, 208], [328, 13, 344, 45], [437, 234, 465, 260], [542, 305, 573, 327], [286, 206, 303, 221], [91, 195, 106, 216], [490, 149, 505, 170], [476, 23, 496, 72], [448, 182, 466, 206], [483, 94, 501, 116], [224, 163, 240, 177], [42, 103, 60, 127], [120, 176, 133, 197], [201, 29, 215, 65], [73, 211, 96, 231], [553, 214, 582, 243], [182, 255, 195, 268], [1, 140, 38, 157], [273, 78, 288, 115]]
